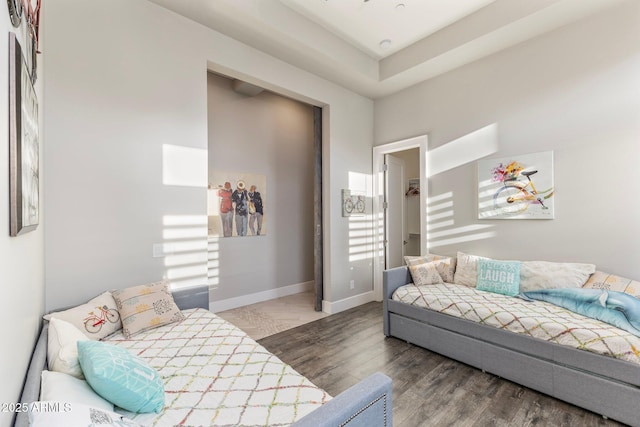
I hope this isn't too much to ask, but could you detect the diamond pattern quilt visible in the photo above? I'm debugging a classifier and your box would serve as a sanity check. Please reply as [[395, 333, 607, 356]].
[[393, 283, 640, 365], [105, 308, 330, 426]]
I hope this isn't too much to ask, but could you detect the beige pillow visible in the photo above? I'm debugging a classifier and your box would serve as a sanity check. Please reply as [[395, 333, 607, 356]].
[[405, 253, 456, 283], [519, 261, 595, 292], [112, 281, 185, 339], [408, 261, 444, 286], [44, 292, 122, 340], [453, 252, 490, 287], [47, 318, 88, 379], [582, 271, 640, 299]]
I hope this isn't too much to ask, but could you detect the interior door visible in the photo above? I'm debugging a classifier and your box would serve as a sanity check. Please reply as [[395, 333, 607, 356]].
[[384, 154, 406, 269]]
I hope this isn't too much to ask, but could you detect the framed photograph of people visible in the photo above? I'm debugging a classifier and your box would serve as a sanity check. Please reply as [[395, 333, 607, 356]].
[[9, 32, 39, 236], [208, 171, 267, 237]]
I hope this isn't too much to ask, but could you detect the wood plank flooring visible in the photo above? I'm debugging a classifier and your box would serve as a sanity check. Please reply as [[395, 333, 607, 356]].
[[258, 302, 624, 427]]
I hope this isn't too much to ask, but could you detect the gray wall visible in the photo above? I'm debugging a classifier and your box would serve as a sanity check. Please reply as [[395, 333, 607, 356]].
[[44, 1, 373, 315], [207, 73, 314, 301], [375, 1, 640, 279], [0, 8, 45, 427]]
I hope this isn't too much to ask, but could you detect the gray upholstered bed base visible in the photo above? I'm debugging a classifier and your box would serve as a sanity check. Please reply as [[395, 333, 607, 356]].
[[16, 285, 392, 427], [383, 266, 640, 427]]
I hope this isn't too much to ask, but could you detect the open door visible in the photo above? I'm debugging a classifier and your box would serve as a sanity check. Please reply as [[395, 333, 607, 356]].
[[384, 154, 406, 269]]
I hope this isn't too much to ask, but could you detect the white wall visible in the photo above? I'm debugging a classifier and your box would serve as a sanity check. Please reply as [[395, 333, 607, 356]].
[[44, 1, 374, 312], [0, 8, 45, 427], [207, 73, 315, 303], [375, 1, 640, 279]]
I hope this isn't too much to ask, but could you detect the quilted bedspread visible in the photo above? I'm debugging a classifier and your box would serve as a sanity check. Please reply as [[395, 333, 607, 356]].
[[393, 283, 640, 365], [104, 308, 330, 426]]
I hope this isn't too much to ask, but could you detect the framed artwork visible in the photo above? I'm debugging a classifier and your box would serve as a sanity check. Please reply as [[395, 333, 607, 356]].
[[208, 171, 267, 237], [342, 189, 366, 217], [9, 32, 39, 236], [478, 151, 554, 220]]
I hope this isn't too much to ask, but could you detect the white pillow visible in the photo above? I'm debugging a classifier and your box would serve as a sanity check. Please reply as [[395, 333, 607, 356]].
[[520, 261, 596, 292], [40, 371, 114, 412], [47, 318, 88, 379], [453, 252, 490, 287], [44, 292, 122, 340], [29, 402, 142, 427]]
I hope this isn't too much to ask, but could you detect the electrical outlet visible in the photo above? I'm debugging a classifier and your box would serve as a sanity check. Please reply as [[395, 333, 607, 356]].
[[349, 280, 355, 289]]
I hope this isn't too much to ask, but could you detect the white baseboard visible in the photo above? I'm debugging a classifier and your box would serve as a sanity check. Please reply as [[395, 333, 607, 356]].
[[322, 291, 375, 315], [209, 281, 315, 313]]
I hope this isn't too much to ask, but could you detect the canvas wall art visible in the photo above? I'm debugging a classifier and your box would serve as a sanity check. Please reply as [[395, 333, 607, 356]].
[[478, 151, 554, 220], [9, 32, 39, 236], [342, 189, 366, 217], [208, 171, 266, 237]]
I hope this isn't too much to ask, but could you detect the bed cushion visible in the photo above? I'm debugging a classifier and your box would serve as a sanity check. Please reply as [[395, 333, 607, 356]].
[[40, 370, 114, 412], [44, 292, 122, 340], [408, 261, 443, 286], [106, 308, 331, 426], [583, 271, 640, 299], [392, 282, 640, 365], [78, 340, 165, 413], [112, 281, 185, 339], [519, 261, 595, 292], [29, 402, 143, 427], [476, 259, 522, 296], [405, 253, 456, 283], [47, 318, 88, 379]]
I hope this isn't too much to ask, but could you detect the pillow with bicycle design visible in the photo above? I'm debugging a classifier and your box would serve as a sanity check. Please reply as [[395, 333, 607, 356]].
[[111, 280, 185, 339], [44, 292, 122, 340]]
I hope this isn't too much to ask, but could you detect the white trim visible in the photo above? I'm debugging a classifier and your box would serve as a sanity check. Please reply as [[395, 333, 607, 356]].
[[322, 291, 375, 315], [372, 135, 428, 301], [209, 281, 314, 313]]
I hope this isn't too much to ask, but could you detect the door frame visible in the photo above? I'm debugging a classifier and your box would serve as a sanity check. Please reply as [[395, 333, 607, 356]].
[[372, 135, 428, 301]]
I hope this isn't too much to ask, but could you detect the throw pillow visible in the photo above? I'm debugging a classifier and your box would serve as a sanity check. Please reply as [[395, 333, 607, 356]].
[[47, 318, 88, 379], [408, 261, 444, 286], [40, 371, 114, 412], [583, 271, 640, 299], [476, 259, 522, 297], [29, 402, 143, 427], [78, 340, 165, 413], [453, 252, 490, 287], [519, 261, 596, 292], [44, 292, 122, 340], [405, 253, 457, 283], [111, 281, 185, 339]]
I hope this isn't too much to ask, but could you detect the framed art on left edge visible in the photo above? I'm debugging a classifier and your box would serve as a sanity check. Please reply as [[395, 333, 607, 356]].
[[9, 32, 39, 236]]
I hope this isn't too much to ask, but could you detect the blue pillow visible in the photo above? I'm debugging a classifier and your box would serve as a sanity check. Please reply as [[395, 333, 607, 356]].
[[477, 259, 522, 296], [77, 340, 165, 413]]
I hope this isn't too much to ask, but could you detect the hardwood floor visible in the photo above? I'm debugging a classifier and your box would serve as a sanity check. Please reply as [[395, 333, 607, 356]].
[[258, 302, 624, 427]]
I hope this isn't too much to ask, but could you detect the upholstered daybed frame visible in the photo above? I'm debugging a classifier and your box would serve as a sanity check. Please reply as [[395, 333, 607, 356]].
[[16, 285, 392, 427], [383, 266, 640, 426]]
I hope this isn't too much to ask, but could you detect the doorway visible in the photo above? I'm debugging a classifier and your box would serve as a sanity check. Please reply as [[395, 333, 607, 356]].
[[206, 73, 324, 315], [372, 135, 428, 300]]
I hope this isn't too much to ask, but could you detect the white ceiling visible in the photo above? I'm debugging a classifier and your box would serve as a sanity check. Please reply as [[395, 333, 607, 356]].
[[280, 0, 496, 59], [146, 0, 624, 99]]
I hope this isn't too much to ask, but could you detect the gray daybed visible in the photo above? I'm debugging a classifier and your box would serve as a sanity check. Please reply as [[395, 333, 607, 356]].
[[383, 266, 640, 426], [16, 285, 392, 427]]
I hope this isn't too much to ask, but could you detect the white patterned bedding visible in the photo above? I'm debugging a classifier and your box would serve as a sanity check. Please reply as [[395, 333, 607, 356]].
[[104, 308, 330, 426], [393, 283, 640, 365]]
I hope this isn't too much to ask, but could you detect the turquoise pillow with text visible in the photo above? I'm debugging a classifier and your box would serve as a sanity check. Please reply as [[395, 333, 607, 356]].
[[477, 259, 522, 296]]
